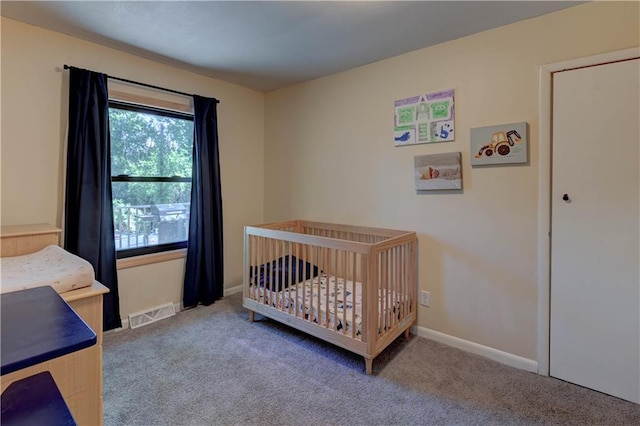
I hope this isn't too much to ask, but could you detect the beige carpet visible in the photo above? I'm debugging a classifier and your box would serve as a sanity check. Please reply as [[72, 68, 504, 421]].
[[103, 292, 639, 425]]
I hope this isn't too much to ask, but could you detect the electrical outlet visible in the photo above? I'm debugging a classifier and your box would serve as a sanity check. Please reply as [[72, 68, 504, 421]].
[[420, 290, 430, 307]]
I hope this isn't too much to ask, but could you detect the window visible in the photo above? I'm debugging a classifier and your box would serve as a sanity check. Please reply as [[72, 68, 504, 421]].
[[109, 101, 194, 258]]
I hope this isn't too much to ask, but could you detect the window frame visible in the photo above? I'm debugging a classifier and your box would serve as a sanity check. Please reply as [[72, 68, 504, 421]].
[[109, 100, 194, 259]]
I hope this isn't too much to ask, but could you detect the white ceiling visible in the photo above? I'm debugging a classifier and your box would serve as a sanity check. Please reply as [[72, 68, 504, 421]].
[[1, 1, 584, 92]]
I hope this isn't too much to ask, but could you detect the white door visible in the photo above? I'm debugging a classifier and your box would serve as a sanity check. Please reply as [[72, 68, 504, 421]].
[[551, 58, 640, 403]]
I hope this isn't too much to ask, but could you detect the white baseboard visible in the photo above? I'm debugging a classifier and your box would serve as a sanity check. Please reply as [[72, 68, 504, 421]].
[[412, 325, 538, 373], [224, 284, 243, 296]]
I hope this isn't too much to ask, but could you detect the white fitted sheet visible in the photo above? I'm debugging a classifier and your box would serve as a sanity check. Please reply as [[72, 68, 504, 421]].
[[250, 272, 408, 337], [1, 245, 94, 294]]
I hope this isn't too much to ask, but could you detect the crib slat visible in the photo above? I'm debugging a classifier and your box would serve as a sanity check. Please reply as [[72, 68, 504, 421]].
[[391, 247, 396, 328], [351, 252, 356, 339], [389, 247, 394, 328], [392, 247, 397, 327], [341, 250, 347, 336], [412, 241, 417, 314], [275, 239, 280, 309], [255, 236, 260, 304], [366, 252, 376, 355], [245, 234, 250, 298], [266, 237, 271, 306], [281, 240, 286, 311], [291, 242, 296, 317], [404, 244, 408, 319], [385, 250, 390, 333], [392, 246, 396, 328], [311, 244, 316, 322], [334, 249, 338, 332], [380, 251, 385, 333], [283, 240, 288, 310], [291, 241, 296, 315], [291, 242, 296, 316], [386, 248, 391, 329], [304, 244, 309, 320], [391, 247, 395, 327], [404, 243, 409, 317], [264, 238, 269, 305], [261, 236, 267, 306], [297, 244, 303, 319], [269, 238, 274, 307], [400, 246, 403, 324], [259, 237, 264, 306], [361, 255, 368, 341], [386, 249, 391, 331], [273, 238, 278, 308], [319, 246, 324, 327], [251, 236, 256, 301], [253, 236, 257, 300], [287, 241, 293, 315], [244, 233, 249, 298], [325, 247, 330, 328], [317, 246, 322, 326], [376, 252, 381, 334]]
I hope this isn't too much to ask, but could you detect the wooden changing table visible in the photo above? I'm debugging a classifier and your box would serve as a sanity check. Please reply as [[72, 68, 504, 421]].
[[1, 224, 109, 426]]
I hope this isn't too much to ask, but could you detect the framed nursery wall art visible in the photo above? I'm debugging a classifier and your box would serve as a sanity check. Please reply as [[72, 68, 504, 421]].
[[394, 89, 455, 146], [470, 121, 529, 166], [414, 152, 462, 190]]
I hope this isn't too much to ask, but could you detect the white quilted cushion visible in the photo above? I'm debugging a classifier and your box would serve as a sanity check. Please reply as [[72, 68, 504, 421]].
[[1, 245, 95, 294]]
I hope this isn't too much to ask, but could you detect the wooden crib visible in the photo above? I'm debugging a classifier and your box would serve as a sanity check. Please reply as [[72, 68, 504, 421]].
[[243, 220, 417, 374]]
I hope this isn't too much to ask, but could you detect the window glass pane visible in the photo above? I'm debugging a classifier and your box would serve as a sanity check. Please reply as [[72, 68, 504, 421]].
[[113, 182, 191, 251], [109, 107, 193, 178], [110, 103, 193, 256]]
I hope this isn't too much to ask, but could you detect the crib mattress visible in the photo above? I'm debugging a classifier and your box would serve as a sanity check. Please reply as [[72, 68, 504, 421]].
[[1, 245, 95, 294], [250, 273, 407, 337]]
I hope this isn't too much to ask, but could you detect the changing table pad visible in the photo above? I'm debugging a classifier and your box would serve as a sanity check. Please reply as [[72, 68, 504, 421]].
[[1, 245, 94, 294]]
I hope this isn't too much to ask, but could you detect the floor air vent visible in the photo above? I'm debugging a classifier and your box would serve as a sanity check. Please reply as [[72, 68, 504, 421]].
[[128, 303, 176, 329]]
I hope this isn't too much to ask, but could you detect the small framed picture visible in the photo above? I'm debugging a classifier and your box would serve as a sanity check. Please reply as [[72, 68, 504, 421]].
[[470, 122, 528, 166], [414, 152, 462, 190], [394, 89, 455, 146]]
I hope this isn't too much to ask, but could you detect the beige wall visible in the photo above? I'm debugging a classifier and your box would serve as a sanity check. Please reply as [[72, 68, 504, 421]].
[[0, 18, 264, 319], [264, 2, 640, 360]]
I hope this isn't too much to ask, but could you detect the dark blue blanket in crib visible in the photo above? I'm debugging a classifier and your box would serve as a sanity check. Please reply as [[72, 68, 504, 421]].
[[251, 255, 319, 291]]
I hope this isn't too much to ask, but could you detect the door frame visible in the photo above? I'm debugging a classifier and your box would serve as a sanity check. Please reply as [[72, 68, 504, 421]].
[[537, 47, 640, 376]]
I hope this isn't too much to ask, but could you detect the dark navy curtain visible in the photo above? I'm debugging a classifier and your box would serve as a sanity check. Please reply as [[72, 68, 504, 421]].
[[183, 95, 224, 308], [65, 67, 122, 331]]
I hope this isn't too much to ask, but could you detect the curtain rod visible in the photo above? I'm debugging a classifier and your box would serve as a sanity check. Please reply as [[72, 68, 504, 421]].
[[63, 64, 219, 103]]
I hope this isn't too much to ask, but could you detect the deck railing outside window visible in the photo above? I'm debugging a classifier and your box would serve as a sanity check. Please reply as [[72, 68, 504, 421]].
[[113, 203, 189, 250]]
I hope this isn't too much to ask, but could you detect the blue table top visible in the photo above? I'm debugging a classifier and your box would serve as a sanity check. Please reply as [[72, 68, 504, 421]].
[[1, 286, 97, 375]]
